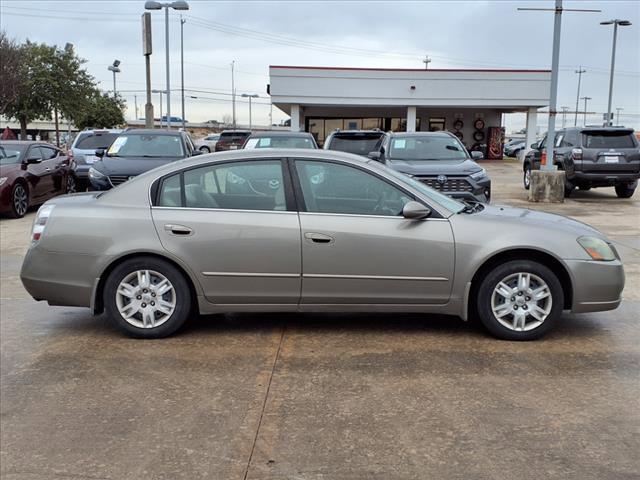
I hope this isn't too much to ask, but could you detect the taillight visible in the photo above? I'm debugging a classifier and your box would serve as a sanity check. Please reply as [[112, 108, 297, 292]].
[[572, 148, 583, 160], [31, 204, 55, 242]]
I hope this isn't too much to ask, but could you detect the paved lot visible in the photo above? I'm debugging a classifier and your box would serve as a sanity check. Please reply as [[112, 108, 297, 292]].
[[1, 160, 639, 480]]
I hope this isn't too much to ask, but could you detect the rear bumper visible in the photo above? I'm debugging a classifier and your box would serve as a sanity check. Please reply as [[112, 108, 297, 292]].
[[569, 171, 640, 186], [566, 259, 625, 313]]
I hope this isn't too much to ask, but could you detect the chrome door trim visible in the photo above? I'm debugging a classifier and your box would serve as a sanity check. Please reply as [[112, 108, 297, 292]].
[[298, 211, 449, 221], [152, 206, 297, 215], [202, 271, 300, 278], [303, 273, 449, 281]]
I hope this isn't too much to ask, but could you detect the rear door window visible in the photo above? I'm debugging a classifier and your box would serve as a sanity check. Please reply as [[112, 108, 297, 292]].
[[39, 146, 59, 160], [74, 132, 120, 150], [582, 132, 636, 149]]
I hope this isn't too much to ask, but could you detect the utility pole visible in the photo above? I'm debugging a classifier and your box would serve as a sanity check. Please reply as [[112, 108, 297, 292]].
[[615, 107, 623, 126], [142, 12, 154, 128], [180, 15, 186, 130], [423, 55, 431, 69], [134, 95, 139, 120], [241, 93, 259, 130], [561, 106, 569, 127], [574, 66, 586, 126], [601, 19, 632, 127], [581, 96, 591, 125], [231, 60, 236, 129]]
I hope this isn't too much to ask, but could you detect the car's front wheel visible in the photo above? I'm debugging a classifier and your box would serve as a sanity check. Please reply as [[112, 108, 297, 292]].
[[476, 260, 563, 340], [10, 182, 29, 218], [615, 183, 636, 198], [104, 257, 192, 338], [66, 175, 77, 194], [199, 146, 210, 153], [523, 164, 532, 190]]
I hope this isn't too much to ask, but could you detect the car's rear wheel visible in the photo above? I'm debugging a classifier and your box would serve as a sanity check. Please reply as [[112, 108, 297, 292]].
[[104, 257, 192, 338], [10, 182, 29, 218], [476, 260, 563, 340], [199, 146, 210, 153], [615, 184, 636, 198], [523, 164, 532, 190]]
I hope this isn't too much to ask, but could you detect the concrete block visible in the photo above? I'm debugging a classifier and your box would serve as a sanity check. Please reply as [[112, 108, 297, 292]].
[[529, 170, 565, 203]]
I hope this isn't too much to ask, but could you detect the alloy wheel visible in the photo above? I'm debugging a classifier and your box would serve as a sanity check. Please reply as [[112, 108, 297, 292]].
[[491, 272, 552, 332], [66, 176, 77, 194], [524, 168, 531, 189], [115, 269, 176, 329], [13, 184, 28, 217]]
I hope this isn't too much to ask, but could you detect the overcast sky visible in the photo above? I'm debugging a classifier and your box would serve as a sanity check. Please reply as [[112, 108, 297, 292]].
[[2, 0, 639, 131]]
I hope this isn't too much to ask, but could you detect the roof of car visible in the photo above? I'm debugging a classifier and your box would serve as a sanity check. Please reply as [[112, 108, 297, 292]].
[[387, 131, 455, 137], [119, 129, 183, 136], [0, 140, 53, 146], [78, 129, 123, 134], [563, 126, 634, 132], [329, 130, 384, 136], [247, 131, 313, 138], [220, 129, 251, 134]]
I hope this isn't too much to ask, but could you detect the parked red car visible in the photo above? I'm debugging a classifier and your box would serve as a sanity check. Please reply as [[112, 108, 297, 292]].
[[214, 130, 252, 151], [0, 141, 76, 218]]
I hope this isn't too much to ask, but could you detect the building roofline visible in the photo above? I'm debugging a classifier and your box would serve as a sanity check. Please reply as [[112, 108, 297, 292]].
[[270, 65, 552, 73]]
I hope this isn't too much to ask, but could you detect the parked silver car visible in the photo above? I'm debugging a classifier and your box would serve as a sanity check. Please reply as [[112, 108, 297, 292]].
[[21, 149, 624, 340], [194, 134, 220, 153]]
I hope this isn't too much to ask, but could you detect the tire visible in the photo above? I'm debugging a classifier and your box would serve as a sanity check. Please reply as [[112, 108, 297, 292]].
[[523, 164, 532, 190], [9, 182, 29, 218], [104, 257, 193, 338], [476, 260, 563, 341], [199, 146, 210, 153], [66, 175, 77, 194], [564, 181, 574, 198], [615, 184, 636, 198]]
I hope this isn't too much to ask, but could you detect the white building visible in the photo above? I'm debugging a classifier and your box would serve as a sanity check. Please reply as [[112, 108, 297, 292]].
[[269, 66, 550, 153]]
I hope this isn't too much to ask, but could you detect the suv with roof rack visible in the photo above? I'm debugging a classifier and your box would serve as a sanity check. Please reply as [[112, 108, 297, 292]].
[[523, 127, 640, 198]]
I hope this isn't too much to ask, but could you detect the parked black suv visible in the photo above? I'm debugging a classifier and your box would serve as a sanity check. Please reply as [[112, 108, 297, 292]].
[[88, 129, 200, 190], [523, 127, 640, 198], [369, 131, 490, 203], [324, 130, 385, 156]]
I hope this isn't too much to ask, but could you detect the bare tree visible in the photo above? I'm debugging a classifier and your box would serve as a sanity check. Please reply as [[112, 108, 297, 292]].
[[0, 31, 24, 115], [222, 114, 232, 126]]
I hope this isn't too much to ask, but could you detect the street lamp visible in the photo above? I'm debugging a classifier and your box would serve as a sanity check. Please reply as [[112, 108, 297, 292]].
[[152, 89, 168, 127], [241, 93, 259, 130], [615, 107, 623, 126], [600, 19, 632, 126], [107, 59, 121, 96], [580, 96, 592, 126], [145, 0, 190, 130]]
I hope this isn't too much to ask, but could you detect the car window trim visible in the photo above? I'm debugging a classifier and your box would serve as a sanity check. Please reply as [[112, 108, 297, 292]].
[[290, 157, 444, 219]]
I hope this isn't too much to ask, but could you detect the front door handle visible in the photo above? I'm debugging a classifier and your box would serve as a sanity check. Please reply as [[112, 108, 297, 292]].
[[304, 232, 334, 244], [164, 224, 193, 236]]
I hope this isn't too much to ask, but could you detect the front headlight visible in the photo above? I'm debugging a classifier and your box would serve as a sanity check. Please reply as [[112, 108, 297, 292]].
[[470, 169, 487, 180], [0, 177, 7, 187], [88, 167, 106, 180], [577, 236, 617, 261]]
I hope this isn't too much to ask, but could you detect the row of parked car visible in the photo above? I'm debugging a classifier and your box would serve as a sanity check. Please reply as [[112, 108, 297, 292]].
[[1, 125, 638, 218]]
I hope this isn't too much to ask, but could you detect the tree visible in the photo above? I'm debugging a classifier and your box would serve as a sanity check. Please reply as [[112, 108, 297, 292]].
[[0, 31, 24, 116], [74, 92, 125, 130]]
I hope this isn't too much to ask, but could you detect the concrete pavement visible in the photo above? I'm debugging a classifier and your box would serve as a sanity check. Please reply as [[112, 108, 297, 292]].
[[1, 159, 639, 479]]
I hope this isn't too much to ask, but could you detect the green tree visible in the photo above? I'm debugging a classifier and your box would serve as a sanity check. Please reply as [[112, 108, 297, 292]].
[[74, 92, 125, 130], [0, 31, 25, 116]]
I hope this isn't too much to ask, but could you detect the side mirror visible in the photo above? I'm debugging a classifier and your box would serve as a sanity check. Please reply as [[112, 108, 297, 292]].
[[25, 156, 41, 164], [191, 149, 203, 156], [95, 149, 105, 158], [530, 143, 538, 149], [402, 201, 431, 220], [470, 151, 483, 160], [367, 151, 381, 161]]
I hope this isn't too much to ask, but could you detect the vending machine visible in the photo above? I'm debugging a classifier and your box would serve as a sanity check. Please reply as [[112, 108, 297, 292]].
[[487, 126, 505, 160]]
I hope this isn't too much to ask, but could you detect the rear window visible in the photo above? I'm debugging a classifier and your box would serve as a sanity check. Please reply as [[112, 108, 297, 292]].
[[583, 132, 636, 149], [327, 135, 383, 155], [219, 132, 250, 142], [74, 132, 120, 150], [245, 136, 315, 149]]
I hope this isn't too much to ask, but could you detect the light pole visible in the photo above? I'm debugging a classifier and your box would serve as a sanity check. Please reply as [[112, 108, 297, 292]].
[[180, 15, 186, 130], [145, 1, 190, 130], [600, 19, 632, 127], [241, 94, 259, 130], [616, 107, 623, 126], [107, 59, 121, 96], [231, 61, 236, 129], [581, 96, 591, 126], [561, 106, 569, 127], [573, 66, 586, 126], [152, 89, 167, 127]]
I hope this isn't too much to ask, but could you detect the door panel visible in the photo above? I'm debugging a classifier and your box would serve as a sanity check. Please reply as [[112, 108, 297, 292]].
[[299, 214, 455, 304], [152, 209, 301, 304], [39, 146, 65, 196], [24, 146, 51, 201]]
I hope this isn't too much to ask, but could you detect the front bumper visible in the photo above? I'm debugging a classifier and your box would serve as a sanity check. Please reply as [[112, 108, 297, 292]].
[[566, 259, 625, 313]]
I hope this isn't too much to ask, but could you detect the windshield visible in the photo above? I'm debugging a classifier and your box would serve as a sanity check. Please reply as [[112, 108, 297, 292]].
[[0, 145, 26, 165], [245, 136, 315, 149], [389, 136, 468, 161], [369, 161, 465, 214], [74, 132, 120, 150], [107, 134, 185, 158], [328, 135, 383, 155], [583, 131, 636, 149]]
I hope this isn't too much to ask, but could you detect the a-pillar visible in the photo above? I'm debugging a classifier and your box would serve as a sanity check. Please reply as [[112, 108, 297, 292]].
[[406, 106, 416, 132], [290, 104, 303, 132], [521, 107, 538, 161]]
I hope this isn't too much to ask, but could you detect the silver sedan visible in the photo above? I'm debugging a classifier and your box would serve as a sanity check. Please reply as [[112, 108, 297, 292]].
[[20, 149, 625, 340]]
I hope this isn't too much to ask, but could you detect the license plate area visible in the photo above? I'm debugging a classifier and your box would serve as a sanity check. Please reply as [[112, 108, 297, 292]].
[[604, 156, 619, 163]]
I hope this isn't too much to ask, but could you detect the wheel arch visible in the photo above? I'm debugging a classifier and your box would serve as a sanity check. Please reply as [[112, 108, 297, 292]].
[[467, 248, 573, 319], [92, 251, 200, 315]]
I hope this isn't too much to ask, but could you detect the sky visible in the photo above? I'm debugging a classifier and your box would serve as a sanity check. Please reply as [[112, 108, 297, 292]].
[[1, 0, 639, 132]]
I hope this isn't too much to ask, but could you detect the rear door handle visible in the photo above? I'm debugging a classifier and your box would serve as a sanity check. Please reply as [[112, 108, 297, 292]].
[[164, 224, 193, 236], [304, 232, 334, 244]]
